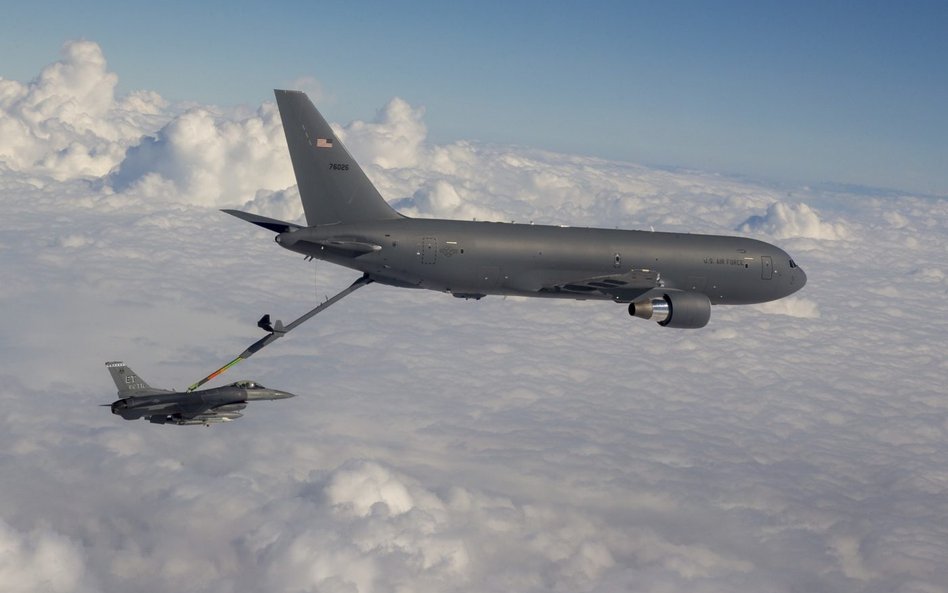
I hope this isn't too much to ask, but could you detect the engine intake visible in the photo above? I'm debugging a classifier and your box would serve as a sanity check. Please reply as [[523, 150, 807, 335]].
[[629, 290, 711, 329]]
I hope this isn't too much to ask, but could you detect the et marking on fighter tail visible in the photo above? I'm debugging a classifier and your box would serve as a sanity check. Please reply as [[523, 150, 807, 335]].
[[220, 89, 806, 336], [104, 362, 294, 426]]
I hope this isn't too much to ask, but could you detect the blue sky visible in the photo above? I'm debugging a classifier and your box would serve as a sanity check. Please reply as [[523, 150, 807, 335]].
[[2, 0, 946, 194]]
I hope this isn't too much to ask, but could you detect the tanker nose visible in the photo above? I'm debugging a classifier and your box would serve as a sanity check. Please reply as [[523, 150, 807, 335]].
[[788, 260, 807, 294]]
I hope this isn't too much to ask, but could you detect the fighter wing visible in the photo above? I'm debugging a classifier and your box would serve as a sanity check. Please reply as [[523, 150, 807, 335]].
[[149, 402, 248, 425], [180, 406, 246, 424], [541, 268, 662, 302]]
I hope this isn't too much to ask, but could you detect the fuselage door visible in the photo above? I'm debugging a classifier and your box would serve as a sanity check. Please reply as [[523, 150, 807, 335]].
[[761, 256, 773, 280], [421, 237, 437, 264]]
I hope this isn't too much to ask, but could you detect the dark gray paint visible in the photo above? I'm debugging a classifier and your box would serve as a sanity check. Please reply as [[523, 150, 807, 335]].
[[226, 91, 807, 329], [105, 362, 294, 425]]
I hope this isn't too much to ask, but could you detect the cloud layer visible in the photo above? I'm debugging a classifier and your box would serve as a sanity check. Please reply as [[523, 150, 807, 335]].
[[2, 41, 947, 593]]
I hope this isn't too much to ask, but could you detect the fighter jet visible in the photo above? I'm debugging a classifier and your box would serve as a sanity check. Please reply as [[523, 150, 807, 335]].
[[223, 90, 806, 329], [105, 361, 294, 426]]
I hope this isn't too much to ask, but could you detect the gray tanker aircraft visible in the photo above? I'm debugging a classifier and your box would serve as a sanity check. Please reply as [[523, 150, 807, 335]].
[[224, 90, 806, 329], [105, 362, 294, 425]]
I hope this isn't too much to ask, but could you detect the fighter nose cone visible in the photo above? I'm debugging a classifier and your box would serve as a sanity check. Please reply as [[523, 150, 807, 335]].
[[789, 265, 807, 295], [257, 389, 295, 400]]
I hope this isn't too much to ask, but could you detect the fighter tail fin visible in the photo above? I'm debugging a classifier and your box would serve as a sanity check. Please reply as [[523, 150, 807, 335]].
[[105, 361, 154, 396], [274, 90, 404, 227]]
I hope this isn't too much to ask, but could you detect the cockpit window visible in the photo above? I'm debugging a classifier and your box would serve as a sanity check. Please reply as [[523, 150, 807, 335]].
[[233, 380, 264, 389], [789, 259, 797, 268]]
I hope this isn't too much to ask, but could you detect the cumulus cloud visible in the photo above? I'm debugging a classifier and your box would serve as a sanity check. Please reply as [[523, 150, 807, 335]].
[[326, 460, 423, 517], [391, 179, 505, 221], [738, 201, 849, 240], [335, 97, 428, 169], [259, 461, 472, 592], [109, 102, 295, 207], [752, 296, 821, 319], [0, 39, 295, 208], [2, 41, 948, 593], [0, 521, 96, 593], [0, 40, 166, 180], [240, 186, 305, 224]]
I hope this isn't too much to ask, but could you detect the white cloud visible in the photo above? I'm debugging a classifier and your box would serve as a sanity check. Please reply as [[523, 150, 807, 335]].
[[738, 201, 849, 240], [240, 186, 305, 224], [0, 521, 97, 593], [287, 76, 331, 105], [335, 97, 427, 169], [109, 102, 295, 207], [2, 41, 948, 593], [0, 40, 165, 180], [326, 460, 423, 517], [752, 296, 821, 319], [391, 179, 504, 221]]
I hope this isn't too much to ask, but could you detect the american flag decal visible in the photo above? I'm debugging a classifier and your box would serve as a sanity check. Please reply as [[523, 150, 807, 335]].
[[315, 137, 333, 149]]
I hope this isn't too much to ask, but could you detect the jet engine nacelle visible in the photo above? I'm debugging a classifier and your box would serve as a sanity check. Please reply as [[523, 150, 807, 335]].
[[628, 290, 711, 329]]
